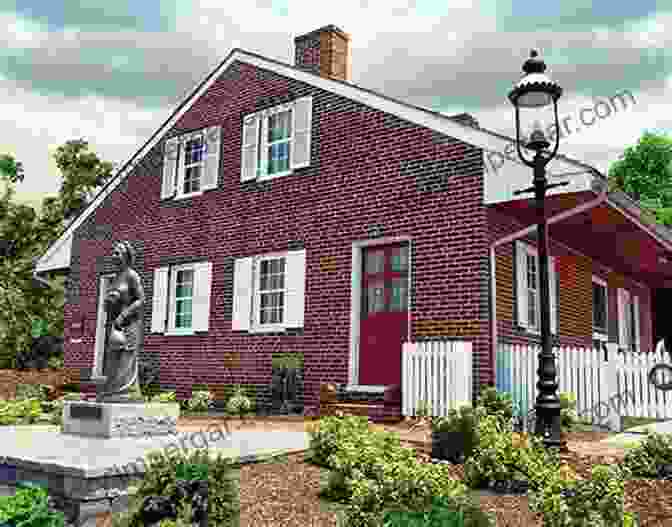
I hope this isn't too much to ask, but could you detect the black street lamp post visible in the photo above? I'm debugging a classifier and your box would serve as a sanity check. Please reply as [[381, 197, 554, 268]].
[[508, 50, 567, 449]]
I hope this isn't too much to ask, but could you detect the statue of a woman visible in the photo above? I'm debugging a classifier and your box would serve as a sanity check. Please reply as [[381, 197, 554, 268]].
[[97, 241, 145, 403]]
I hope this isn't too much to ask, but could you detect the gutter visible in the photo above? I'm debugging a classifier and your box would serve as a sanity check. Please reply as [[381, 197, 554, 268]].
[[489, 172, 609, 384]]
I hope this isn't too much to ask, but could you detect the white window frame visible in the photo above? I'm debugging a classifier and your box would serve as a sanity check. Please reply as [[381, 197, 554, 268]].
[[251, 252, 288, 332], [516, 242, 557, 335], [175, 130, 206, 200], [592, 276, 608, 341], [166, 263, 197, 335], [525, 251, 540, 332], [258, 103, 294, 181]]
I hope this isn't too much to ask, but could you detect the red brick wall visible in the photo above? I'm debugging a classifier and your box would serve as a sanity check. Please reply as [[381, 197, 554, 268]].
[[63, 59, 491, 409], [488, 207, 653, 354]]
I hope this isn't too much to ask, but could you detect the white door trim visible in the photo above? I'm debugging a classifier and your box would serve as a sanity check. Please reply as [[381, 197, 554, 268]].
[[93, 274, 115, 377], [349, 236, 413, 386]]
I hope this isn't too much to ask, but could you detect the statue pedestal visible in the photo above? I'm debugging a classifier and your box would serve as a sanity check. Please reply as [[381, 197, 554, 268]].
[[61, 401, 179, 439]]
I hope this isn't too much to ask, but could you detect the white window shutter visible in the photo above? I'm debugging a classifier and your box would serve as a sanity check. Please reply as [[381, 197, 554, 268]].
[[633, 295, 640, 352], [241, 115, 259, 181], [192, 262, 213, 332], [549, 256, 557, 334], [291, 97, 312, 170], [162, 138, 179, 199], [151, 267, 170, 333], [617, 288, 628, 348], [284, 249, 306, 328], [232, 257, 253, 330], [202, 126, 221, 190], [515, 241, 528, 328]]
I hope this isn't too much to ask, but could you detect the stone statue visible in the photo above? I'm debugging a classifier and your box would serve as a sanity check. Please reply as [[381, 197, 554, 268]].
[[97, 241, 145, 403]]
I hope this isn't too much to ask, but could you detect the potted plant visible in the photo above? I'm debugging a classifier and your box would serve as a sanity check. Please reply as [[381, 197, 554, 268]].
[[430, 403, 477, 463]]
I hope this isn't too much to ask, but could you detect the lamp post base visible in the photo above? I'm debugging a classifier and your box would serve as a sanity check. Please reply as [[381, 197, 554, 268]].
[[534, 407, 562, 450]]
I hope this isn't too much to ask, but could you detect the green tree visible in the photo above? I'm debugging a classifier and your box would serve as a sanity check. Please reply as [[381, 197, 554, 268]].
[[0, 141, 115, 368], [608, 131, 672, 226]]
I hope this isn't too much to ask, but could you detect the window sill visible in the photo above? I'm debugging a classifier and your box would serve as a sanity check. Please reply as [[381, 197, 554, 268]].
[[249, 324, 289, 334], [256, 170, 293, 182], [164, 329, 197, 336]]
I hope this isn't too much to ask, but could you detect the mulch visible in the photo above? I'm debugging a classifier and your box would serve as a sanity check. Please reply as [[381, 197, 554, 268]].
[[229, 420, 672, 527]]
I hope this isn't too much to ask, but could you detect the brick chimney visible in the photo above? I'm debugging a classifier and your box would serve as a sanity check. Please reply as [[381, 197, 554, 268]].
[[294, 25, 351, 82]]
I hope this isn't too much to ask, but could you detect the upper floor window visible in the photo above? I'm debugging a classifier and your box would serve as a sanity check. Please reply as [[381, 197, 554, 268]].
[[161, 126, 221, 200], [241, 97, 312, 182]]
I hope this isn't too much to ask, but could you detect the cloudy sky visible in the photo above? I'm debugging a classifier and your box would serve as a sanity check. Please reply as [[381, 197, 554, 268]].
[[3, 1, 671, 210]]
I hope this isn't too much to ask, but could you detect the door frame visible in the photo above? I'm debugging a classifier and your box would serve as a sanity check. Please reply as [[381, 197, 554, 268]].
[[93, 273, 115, 377], [348, 236, 413, 388]]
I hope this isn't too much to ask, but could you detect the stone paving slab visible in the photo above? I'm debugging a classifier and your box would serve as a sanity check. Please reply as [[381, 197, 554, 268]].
[[0, 425, 310, 477]]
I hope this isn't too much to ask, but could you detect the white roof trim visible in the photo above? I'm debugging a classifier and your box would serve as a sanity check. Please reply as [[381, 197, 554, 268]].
[[35, 48, 601, 272]]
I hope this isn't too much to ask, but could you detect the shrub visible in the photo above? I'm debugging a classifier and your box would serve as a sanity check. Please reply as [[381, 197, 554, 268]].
[[475, 386, 513, 426], [119, 447, 239, 527], [560, 392, 578, 432], [0, 398, 44, 425], [415, 400, 431, 418], [623, 430, 672, 478], [430, 404, 480, 462], [225, 385, 253, 418], [0, 483, 65, 526], [185, 390, 214, 412], [307, 415, 372, 467], [382, 495, 493, 527], [149, 391, 177, 404], [14, 383, 50, 402], [47, 355, 64, 370], [529, 463, 631, 527]]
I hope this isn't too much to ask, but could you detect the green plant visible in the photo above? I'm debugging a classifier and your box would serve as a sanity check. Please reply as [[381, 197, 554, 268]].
[[0, 483, 65, 526], [14, 384, 50, 402], [415, 400, 431, 418], [475, 386, 513, 426], [382, 495, 492, 527], [123, 447, 239, 527], [623, 430, 672, 478], [560, 392, 578, 432], [149, 391, 177, 404], [174, 461, 209, 481], [528, 463, 631, 527], [307, 415, 372, 467], [225, 386, 253, 419], [0, 398, 44, 425], [184, 390, 214, 413], [47, 355, 64, 370]]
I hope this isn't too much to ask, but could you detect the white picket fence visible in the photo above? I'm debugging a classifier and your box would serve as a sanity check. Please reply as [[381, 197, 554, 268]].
[[402, 340, 472, 417], [496, 340, 672, 431]]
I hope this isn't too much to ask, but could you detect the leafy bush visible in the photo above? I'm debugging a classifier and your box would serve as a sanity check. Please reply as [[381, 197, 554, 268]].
[[475, 386, 513, 425], [225, 385, 253, 418], [560, 392, 578, 432], [382, 495, 492, 527], [0, 483, 65, 526], [415, 400, 431, 418], [115, 447, 239, 527], [307, 415, 372, 467], [184, 390, 214, 413], [0, 398, 44, 425], [344, 462, 492, 527], [529, 463, 631, 527], [47, 355, 64, 370], [149, 391, 177, 404], [14, 383, 50, 402], [623, 430, 672, 478]]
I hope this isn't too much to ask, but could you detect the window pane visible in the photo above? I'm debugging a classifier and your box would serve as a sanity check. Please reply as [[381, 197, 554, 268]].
[[183, 166, 201, 194], [526, 254, 537, 289], [390, 278, 408, 311], [268, 111, 291, 142], [390, 246, 409, 272], [268, 143, 290, 174], [365, 250, 385, 274], [185, 137, 204, 165], [175, 299, 192, 328], [366, 281, 386, 314], [528, 291, 537, 329], [593, 283, 607, 331]]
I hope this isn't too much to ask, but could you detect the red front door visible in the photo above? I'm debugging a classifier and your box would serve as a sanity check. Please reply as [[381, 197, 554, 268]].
[[358, 243, 409, 386]]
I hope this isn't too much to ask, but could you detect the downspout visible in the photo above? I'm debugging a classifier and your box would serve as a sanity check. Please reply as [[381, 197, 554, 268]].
[[489, 175, 609, 385]]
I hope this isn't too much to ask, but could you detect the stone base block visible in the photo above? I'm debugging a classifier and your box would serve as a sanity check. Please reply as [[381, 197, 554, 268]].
[[61, 401, 180, 439]]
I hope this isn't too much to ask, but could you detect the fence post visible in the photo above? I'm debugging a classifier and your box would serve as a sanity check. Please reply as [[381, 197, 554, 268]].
[[604, 343, 622, 433]]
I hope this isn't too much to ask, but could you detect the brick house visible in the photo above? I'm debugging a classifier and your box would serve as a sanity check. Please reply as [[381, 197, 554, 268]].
[[34, 25, 672, 420]]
